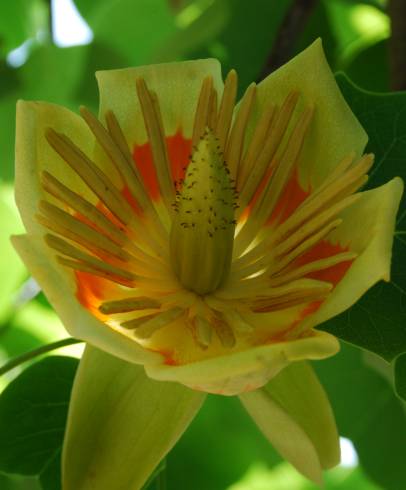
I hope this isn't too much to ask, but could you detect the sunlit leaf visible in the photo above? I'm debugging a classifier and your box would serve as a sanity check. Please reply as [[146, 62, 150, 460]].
[[319, 74, 406, 400], [0, 184, 25, 322]]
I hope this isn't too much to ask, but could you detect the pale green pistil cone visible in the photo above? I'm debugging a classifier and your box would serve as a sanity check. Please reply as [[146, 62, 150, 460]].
[[170, 128, 237, 295]]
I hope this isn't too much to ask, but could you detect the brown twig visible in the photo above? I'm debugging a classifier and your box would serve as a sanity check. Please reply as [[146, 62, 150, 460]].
[[259, 0, 319, 81], [389, 0, 406, 90]]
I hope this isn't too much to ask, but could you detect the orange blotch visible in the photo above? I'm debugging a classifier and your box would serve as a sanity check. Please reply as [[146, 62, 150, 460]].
[[132, 131, 192, 200], [167, 130, 192, 184], [75, 271, 115, 319], [295, 240, 354, 286], [242, 168, 310, 225], [268, 169, 310, 225], [122, 185, 142, 215]]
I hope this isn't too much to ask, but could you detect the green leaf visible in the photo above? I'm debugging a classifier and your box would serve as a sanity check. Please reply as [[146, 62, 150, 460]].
[[0, 356, 78, 485], [319, 74, 406, 398], [166, 396, 281, 490], [142, 459, 166, 490], [315, 343, 406, 490], [74, 0, 176, 66], [0, 0, 47, 55], [394, 352, 406, 400], [345, 39, 390, 92]]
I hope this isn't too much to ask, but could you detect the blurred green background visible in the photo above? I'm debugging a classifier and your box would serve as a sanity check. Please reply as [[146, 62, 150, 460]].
[[0, 1, 405, 489]]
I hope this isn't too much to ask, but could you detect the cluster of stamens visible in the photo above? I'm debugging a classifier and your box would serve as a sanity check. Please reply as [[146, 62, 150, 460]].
[[35, 68, 373, 355]]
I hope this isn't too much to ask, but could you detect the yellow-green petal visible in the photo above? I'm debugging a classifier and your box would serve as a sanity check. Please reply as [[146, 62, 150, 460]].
[[145, 330, 339, 395], [15, 100, 97, 238], [252, 39, 367, 188], [96, 58, 223, 143], [239, 361, 339, 485], [302, 177, 403, 330], [12, 234, 160, 365], [63, 346, 205, 490]]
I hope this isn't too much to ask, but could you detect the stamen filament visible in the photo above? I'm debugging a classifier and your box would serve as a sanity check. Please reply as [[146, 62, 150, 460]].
[[99, 297, 161, 314], [136, 78, 175, 209], [192, 76, 214, 147], [41, 171, 126, 246], [225, 82, 256, 179], [46, 129, 133, 224], [38, 200, 131, 262], [237, 102, 276, 190], [238, 91, 299, 210], [268, 251, 357, 287], [122, 308, 184, 338], [216, 70, 238, 150], [79, 106, 153, 214]]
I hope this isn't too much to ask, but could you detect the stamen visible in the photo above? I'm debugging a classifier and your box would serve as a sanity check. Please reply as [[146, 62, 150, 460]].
[[41, 171, 126, 246], [99, 296, 161, 314], [37, 201, 131, 262], [216, 70, 238, 150], [79, 106, 152, 213], [105, 110, 171, 241], [231, 193, 359, 279], [193, 316, 213, 349], [273, 196, 360, 257], [247, 278, 332, 306], [235, 105, 314, 256], [211, 313, 236, 348], [269, 219, 342, 276], [225, 82, 256, 179], [297, 154, 374, 212], [45, 129, 133, 225], [238, 91, 299, 210], [192, 76, 214, 147], [46, 234, 136, 285], [136, 78, 175, 208], [38, 200, 131, 262], [222, 310, 253, 333], [237, 102, 277, 190], [268, 251, 357, 287], [122, 308, 184, 338], [57, 257, 135, 286], [120, 313, 157, 329], [208, 87, 218, 130], [273, 193, 361, 248], [251, 284, 332, 313]]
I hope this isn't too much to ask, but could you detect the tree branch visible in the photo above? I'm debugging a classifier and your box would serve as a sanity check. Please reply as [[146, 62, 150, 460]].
[[389, 0, 406, 90], [259, 0, 319, 81]]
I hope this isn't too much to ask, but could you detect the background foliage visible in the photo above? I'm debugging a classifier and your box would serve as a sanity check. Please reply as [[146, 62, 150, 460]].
[[0, 1, 405, 489]]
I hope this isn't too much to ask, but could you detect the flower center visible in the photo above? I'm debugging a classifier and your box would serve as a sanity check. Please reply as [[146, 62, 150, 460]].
[[170, 128, 236, 295], [36, 70, 373, 360]]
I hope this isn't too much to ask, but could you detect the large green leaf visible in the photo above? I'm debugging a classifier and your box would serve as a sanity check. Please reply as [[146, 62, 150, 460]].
[[319, 74, 406, 399], [0, 356, 78, 488], [315, 343, 406, 490]]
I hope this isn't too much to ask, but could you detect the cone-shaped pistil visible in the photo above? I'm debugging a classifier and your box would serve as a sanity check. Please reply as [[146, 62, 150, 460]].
[[170, 128, 236, 295]]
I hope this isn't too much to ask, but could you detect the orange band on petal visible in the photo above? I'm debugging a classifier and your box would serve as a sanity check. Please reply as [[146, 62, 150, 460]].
[[75, 271, 113, 319], [295, 240, 354, 286], [132, 131, 192, 201]]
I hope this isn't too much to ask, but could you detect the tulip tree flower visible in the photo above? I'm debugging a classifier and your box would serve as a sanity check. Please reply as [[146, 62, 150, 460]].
[[12, 39, 402, 489]]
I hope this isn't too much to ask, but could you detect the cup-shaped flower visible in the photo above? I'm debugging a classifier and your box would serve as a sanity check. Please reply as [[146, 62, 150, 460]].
[[12, 40, 402, 489]]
